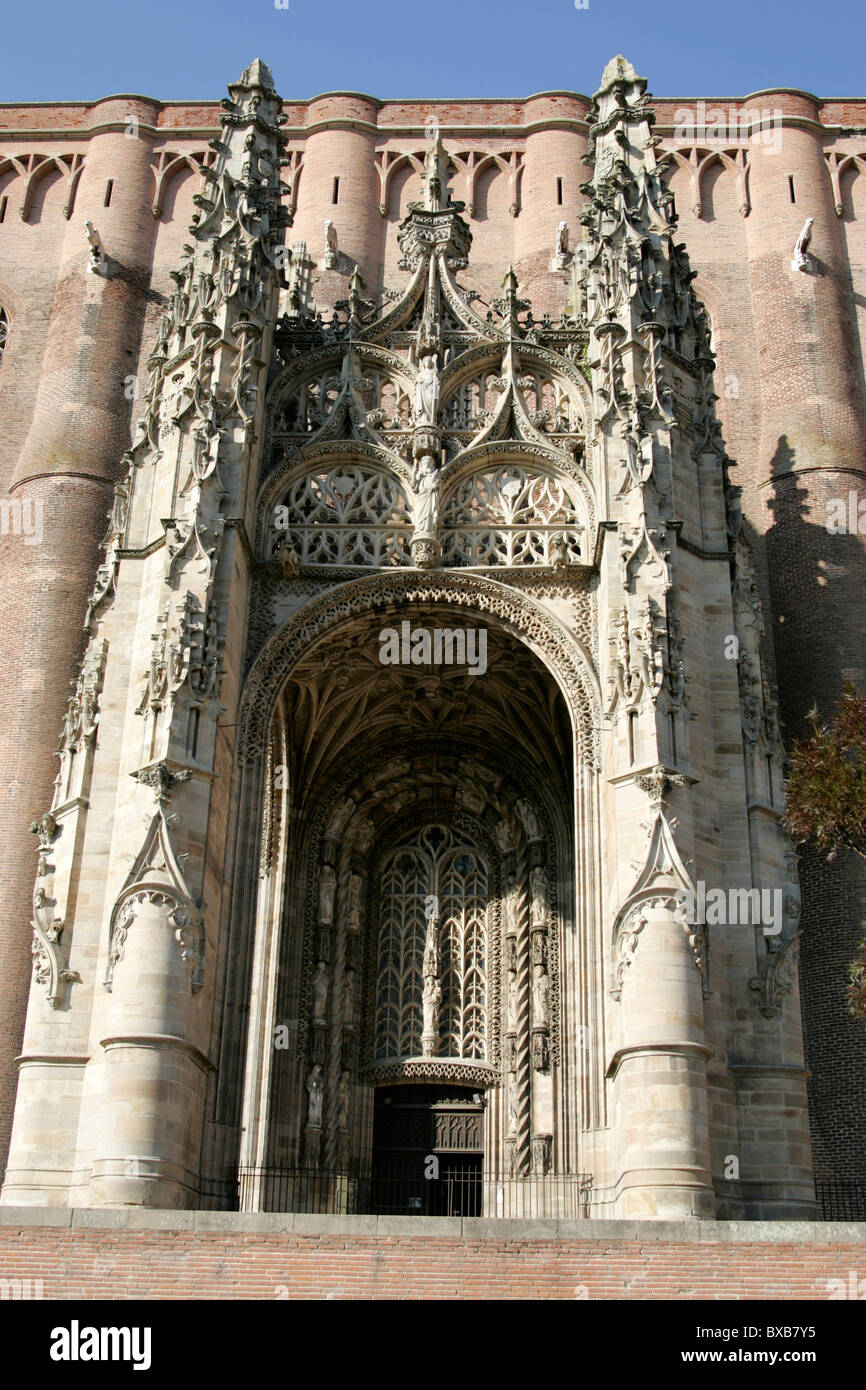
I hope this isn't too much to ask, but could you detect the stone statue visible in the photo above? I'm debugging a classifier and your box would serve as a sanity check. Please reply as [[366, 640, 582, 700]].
[[84, 220, 105, 276], [323, 218, 338, 268], [507, 970, 519, 1033], [504, 877, 518, 935], [311, 960, 329, 1024], [343, 968, 356, 1023], [413, 354, 440, 426], [530, 866, 548, 927], [305, 1064, 324, 1128], [346, 872, 362, 926], [635, 597, 662, 692], [726, 486, 743, 542], [532, 964, 550, 1029], [335, 1069, 351, 1131], [550, 533, 570, 569], [508, 1084, 520, 1136], [791, 217, 814, 273], [411, 453, 440, 535], [423, 136, 450, 210], [423, 913, 439, 978], [494, 822, 512, 855], [421, 977, 442, 1054], [317, 863, 336, 923], [516, 799, 541, 842], [278, 542, 299, 578], [556, 221, 569, 258]]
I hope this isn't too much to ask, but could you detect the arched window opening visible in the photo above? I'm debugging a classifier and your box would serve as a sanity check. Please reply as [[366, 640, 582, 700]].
[[375, 824, 488, 1062]]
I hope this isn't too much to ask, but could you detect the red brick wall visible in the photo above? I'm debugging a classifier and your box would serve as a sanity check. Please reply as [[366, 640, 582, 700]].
[[0, 1218, 864, 1298]]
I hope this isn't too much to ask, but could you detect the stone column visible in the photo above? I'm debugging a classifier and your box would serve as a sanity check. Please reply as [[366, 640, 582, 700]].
[[609, 895, 714, 1218], [88, 878, 210, 1207], [0, 97, 160, 1170]]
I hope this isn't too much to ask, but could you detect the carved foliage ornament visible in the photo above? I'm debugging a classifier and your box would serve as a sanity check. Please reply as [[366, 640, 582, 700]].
[[29, 812, 78, 1008]]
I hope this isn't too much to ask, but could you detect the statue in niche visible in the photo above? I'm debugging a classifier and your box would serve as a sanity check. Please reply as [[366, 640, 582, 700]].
[[422, 913, 439, 978], [413, 354, 440, 426], [421, 977, 442, 1055], [318, 864, 336, 924], [494, 822, 512, 855], [343, 968, 356, 1023], [516, 799, 541, 842], [335, 1070, 351, 1131], [503, 876, 518, 934], [530, 866, 548, 927], [305, 1064, 324, 1128], [635, 597, 662, 693], [327, 796, 355, 838], [508, 1083, 520, 1136], [507, 970, 519, 1033], [531, 930, 547, 969], [346, 872, 362, 928], [411, 453, 440, 537], [532, 964, 550, 1029], [311, 960, 329, 1024]]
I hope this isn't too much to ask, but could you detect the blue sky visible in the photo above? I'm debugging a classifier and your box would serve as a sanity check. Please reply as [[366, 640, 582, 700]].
[[1, 0, 860, 103]]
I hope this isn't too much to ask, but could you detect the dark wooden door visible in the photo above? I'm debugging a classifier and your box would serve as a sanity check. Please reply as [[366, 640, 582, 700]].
[[371, 1084, 483, 1215]]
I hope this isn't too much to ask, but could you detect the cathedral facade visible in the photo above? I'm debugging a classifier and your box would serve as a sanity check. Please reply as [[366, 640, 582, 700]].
[[0, 57, 863, 1219]]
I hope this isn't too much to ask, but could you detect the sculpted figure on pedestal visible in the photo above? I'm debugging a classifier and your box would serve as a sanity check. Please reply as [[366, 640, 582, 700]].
[[318, 864, 336, 924], [311, 960, 329, 1024], [413, 355, 440, 427], [530, 867, 548, 927], [305, 1064, 324, 1128], [411, 454, 440, 535], [532, 964, 550, 1029]]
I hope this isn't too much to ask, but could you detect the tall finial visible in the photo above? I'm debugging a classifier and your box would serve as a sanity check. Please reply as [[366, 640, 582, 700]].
[[236, 58, 276, 92], [595, 54, 644, 98], [423, 134, 451, 212]]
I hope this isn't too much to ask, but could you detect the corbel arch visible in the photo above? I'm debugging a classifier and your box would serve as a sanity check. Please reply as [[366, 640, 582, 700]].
[[9, 153, 85, 222], [151, 149, 213, 218], [376, 150, 427, 218], [829, 151, 866, 217], [664, 147, 750, 219]]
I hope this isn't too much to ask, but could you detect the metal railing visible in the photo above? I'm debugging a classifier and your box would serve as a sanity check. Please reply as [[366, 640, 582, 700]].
[[814, 1175, 866, 1222], [224, 1165, 594, 1218], [199, 1169, 866, 1221]]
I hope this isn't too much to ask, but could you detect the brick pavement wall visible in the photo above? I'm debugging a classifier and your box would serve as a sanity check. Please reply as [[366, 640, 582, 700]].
[[0, 1213, 864, 1299]]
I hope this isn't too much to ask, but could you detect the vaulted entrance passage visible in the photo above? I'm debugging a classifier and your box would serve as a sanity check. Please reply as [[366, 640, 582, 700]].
[[371, 1085, 484, 1215], [232, 586, 598, 1213]]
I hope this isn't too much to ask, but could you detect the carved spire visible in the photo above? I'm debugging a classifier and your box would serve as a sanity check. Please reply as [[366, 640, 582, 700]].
[[582, 57, 723, 780], [234, 58, 276, 93], [422, 132, 452, 211]]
